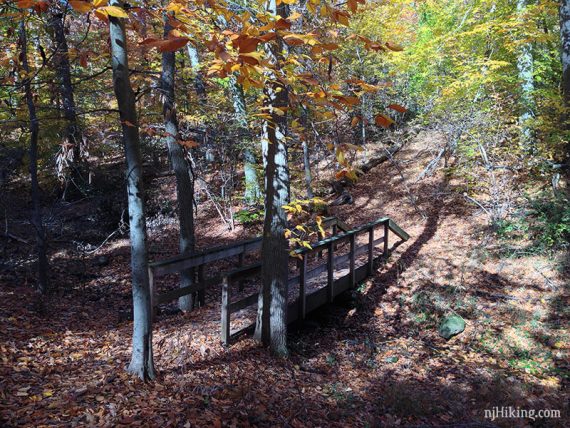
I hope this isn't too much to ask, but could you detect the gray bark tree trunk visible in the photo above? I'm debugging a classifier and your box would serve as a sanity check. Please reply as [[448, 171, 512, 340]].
[[19, 21, 49, 294], [254, 0, 290, 357], [187, 44, 207, 102], [108, 1, 155, 380], [48, 7, 86, 197], [516, 0, 535, 148], [300, 108, 313, 198], [561, 1, 570, 112], [302, 140, 313, 199], [229, 76, 262, 204], [161, 14, 197, 312], [561, 0, 570, 163]]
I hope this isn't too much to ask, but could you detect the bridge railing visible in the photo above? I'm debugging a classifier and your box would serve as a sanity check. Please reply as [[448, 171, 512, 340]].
[[148, 216, 349, 310], [219, 217, 409, 344]]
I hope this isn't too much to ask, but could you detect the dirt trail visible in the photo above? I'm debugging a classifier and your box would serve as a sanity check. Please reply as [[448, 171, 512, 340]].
[[1, 130, 568, 427]]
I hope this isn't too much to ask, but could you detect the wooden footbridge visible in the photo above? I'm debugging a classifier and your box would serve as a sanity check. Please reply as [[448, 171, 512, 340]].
[[149, 216, 409, 344]]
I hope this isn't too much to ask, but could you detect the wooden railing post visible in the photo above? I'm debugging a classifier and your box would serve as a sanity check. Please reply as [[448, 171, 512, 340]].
[[198, 264, 205, 307], [349, 234, 356, 288], [383, 221, 389, 260], [238, 252, 245, 291], [367, 226, 374, 275], [221, 276, 230, 345], [332, 223, 338, 250], [298, 254, 307, 320], [327, 241, 334, 302]]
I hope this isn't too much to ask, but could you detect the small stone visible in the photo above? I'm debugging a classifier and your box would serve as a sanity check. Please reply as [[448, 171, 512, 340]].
[[438, 315, 466, 340]]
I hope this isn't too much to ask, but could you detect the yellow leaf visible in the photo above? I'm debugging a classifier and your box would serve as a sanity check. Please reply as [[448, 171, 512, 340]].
[[385, 42, 404, 52], [100, 5, 128, 18]]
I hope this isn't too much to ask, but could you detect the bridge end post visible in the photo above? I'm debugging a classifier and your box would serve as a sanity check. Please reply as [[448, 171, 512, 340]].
[[298, 254, 307, 320], [221, 276, 230, 345], [198, 265, 205, 307], [367, 226, 374, 276], [327, 241, 334, 303], [383, 222, 389, 260], [349, 234, 356, 288]]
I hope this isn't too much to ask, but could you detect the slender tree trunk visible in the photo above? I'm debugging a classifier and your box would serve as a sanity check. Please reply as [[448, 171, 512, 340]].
[[561, 0, 570, 166], [561, 1, 570, 117], [254, 0, 290, 357], [48, 8, 85, 196], [187, 44, 207, 102], [302, 141, 313, 199], [516, 0, 535, 149], [19, 22, 49, 294], [229, 76, 262, 204], [300, 108, 314, 198], [162, 14, 196, 312], [108, 1, 155, 380]]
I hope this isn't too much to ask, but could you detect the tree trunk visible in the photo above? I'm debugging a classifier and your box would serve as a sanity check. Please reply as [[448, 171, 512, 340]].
[[187, 44, 207, 102], [300, 108, 314, 199], [229, 76, 262, 204], [302, 140, 313, 199], [561, 0, 570, 166], [49, 8, 86, 197], [561, 1, 570, 123], [254, 0, 290, 357], [18, 22, 49, 294], [162, 14, 196, 312], [108, 1, 155, 381], [516, 0, 535, 149]]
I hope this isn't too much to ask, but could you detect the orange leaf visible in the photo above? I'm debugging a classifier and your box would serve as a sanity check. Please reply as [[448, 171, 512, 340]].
[[179, 140, 199, 148], [320, 43, 339, 51], [79, 52, 88, 68], [333, 95, 359, 107], [141, 37, 190, 52], [236, 37, 261, 54], [283, 35, 304, 46], [335, 169, 348, 180], [351, 116, 360, 127], [347, 0, 358, 13], [275, 18, 292, 30], [69, 1, 94, 13], [259, 32, 277, 42], [375, 114, 395, 128], [159, 37, 190, 52], [33, 0, 49, 13], [16, 0, 35, 8], [387, 104, 407, 113]]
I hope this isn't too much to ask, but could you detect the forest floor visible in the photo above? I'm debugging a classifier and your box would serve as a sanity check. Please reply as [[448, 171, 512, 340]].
[[0, 130, 568, 427]]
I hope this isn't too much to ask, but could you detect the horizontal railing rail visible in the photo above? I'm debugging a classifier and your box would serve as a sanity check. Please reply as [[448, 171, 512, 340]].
[[149, 216, 346, 308]]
